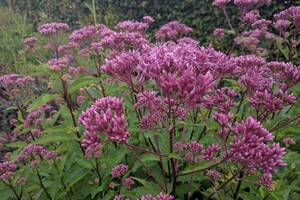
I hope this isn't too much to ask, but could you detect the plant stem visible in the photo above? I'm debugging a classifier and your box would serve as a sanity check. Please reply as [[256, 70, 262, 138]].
[[270, 115, 300, 132], [169, 127, 177, 196], [36, 169, 52, 200], [92, 0, 97, 25], [233, 171, 244, 200], [2, 180, 21, 200], [122, 142, 168, 157], [176, 154, 232, 177], [204, 167, 245, 200], [223, 9, 234, 32], [126, 145, 167, 193]]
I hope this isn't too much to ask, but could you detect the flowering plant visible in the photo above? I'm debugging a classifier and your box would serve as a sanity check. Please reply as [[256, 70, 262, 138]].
[[0, 1, 299, 199]]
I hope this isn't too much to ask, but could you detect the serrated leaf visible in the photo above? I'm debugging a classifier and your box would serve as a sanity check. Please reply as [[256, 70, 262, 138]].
[[0, 187, 13, 200], [74, 154, 94, 169], [28, 93, 60, 112], [132, 153, 160, 172], [131, 177, 162, 197], [6, 141, 28, 148], [65, 167, 88, 188], [68, 76, 100, 94], [179, 160, 215, 175], [102, 190, 117, 200], [168, 153, 182, 160], [34, 132, 77, 144]]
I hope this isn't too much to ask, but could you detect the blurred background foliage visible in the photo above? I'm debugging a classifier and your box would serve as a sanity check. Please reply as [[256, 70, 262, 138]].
[[0, 0, 300, 75]]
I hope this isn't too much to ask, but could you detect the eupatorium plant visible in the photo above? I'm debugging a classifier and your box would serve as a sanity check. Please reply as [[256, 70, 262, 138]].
[[0, 1, 299, 200]]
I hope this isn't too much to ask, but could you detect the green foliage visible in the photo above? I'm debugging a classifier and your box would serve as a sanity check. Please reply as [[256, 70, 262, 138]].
[[0, 7, 33, 75]]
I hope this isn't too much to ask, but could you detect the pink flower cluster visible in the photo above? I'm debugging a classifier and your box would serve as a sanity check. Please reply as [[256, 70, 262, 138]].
[[117, 20, 149, 33], [231, 117, 286, 171], [234, 0, 271, 16], [213, 28, 225, 38], [0, 74, 34, 89], [206, 170, 221, 181], [111, 164, 129, 177], [249, 89, 296, 113], [24, 104, 53, 129], [23, 37, 38, 49], [183, 140, 222, 162], [37, 22, 69, 35], [155, 21, 193, 41], [0, 161, 17, 180], [184, 141, 203, 155], [274, 6, 300, 31], [17, 144, 47, 160], [140, 43, 217, 107], [204, 88, 237, 113], [135, 91, 164, 130], [47, 55, 74, 71], [266, 61, 300, 89], [212, 0, 231, 10], [79, 97, 130, 142], [139, 192, 174, 200], [0, 74, 34, 105], [102, 51, 141, 84], [123, 177, 135, 189], [81, 131, 102, 158]]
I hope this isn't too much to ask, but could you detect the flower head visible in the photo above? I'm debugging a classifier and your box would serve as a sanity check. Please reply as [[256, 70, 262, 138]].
[[79, 97, 130, 142], [111, 164, 129, 177], [37, 23, 69, 35], [0, 161, 17, 180]]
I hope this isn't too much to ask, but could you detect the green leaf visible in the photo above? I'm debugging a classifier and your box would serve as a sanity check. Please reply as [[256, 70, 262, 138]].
[[65, 167, 88, 188], [6, 141, 28, 148], [28, 93, 60, 112], [49, 177, 61, 198], [132, 154, 160, 172], [91, 185, 104, 199], [17, 110, 24, 122], [168, 153, 182, 160], [102, 190, 117, 200], [74, 154, 94, 169], [0, 187, 13, 200], [34, 132, 78, 144], [68, 76, 101, 94], [179, 160, 215, 175], [131, 177, 162, 197]]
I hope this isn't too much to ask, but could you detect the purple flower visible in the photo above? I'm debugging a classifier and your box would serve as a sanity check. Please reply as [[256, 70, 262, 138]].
[[117, 20, 149, 33], [111, 164, 129, 177], [139, 192, 174, 200], [244, 10, 260, 24], [81, 131, 102, 158], [206, 170, 221, 181], [0, 161, 17, 180], [258, 172, 274, 191], [230, 117, 286, 172], [124, 177, 135, 189], [37, 23, 69, 35], [283, 137, 296, 147], [213, 28, 225, 38], [156, 21, 193, 41], [102, 51, 141, 84], [184, 141, 203, 155], [234, 0, 259, 16], [23, 37, 37, 49], [212, 0, 231, 9], [79, 97, 130, 142], [143, 16, 155, 25], [204, 88, 237, 113], [202, 144, 222, 160]]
